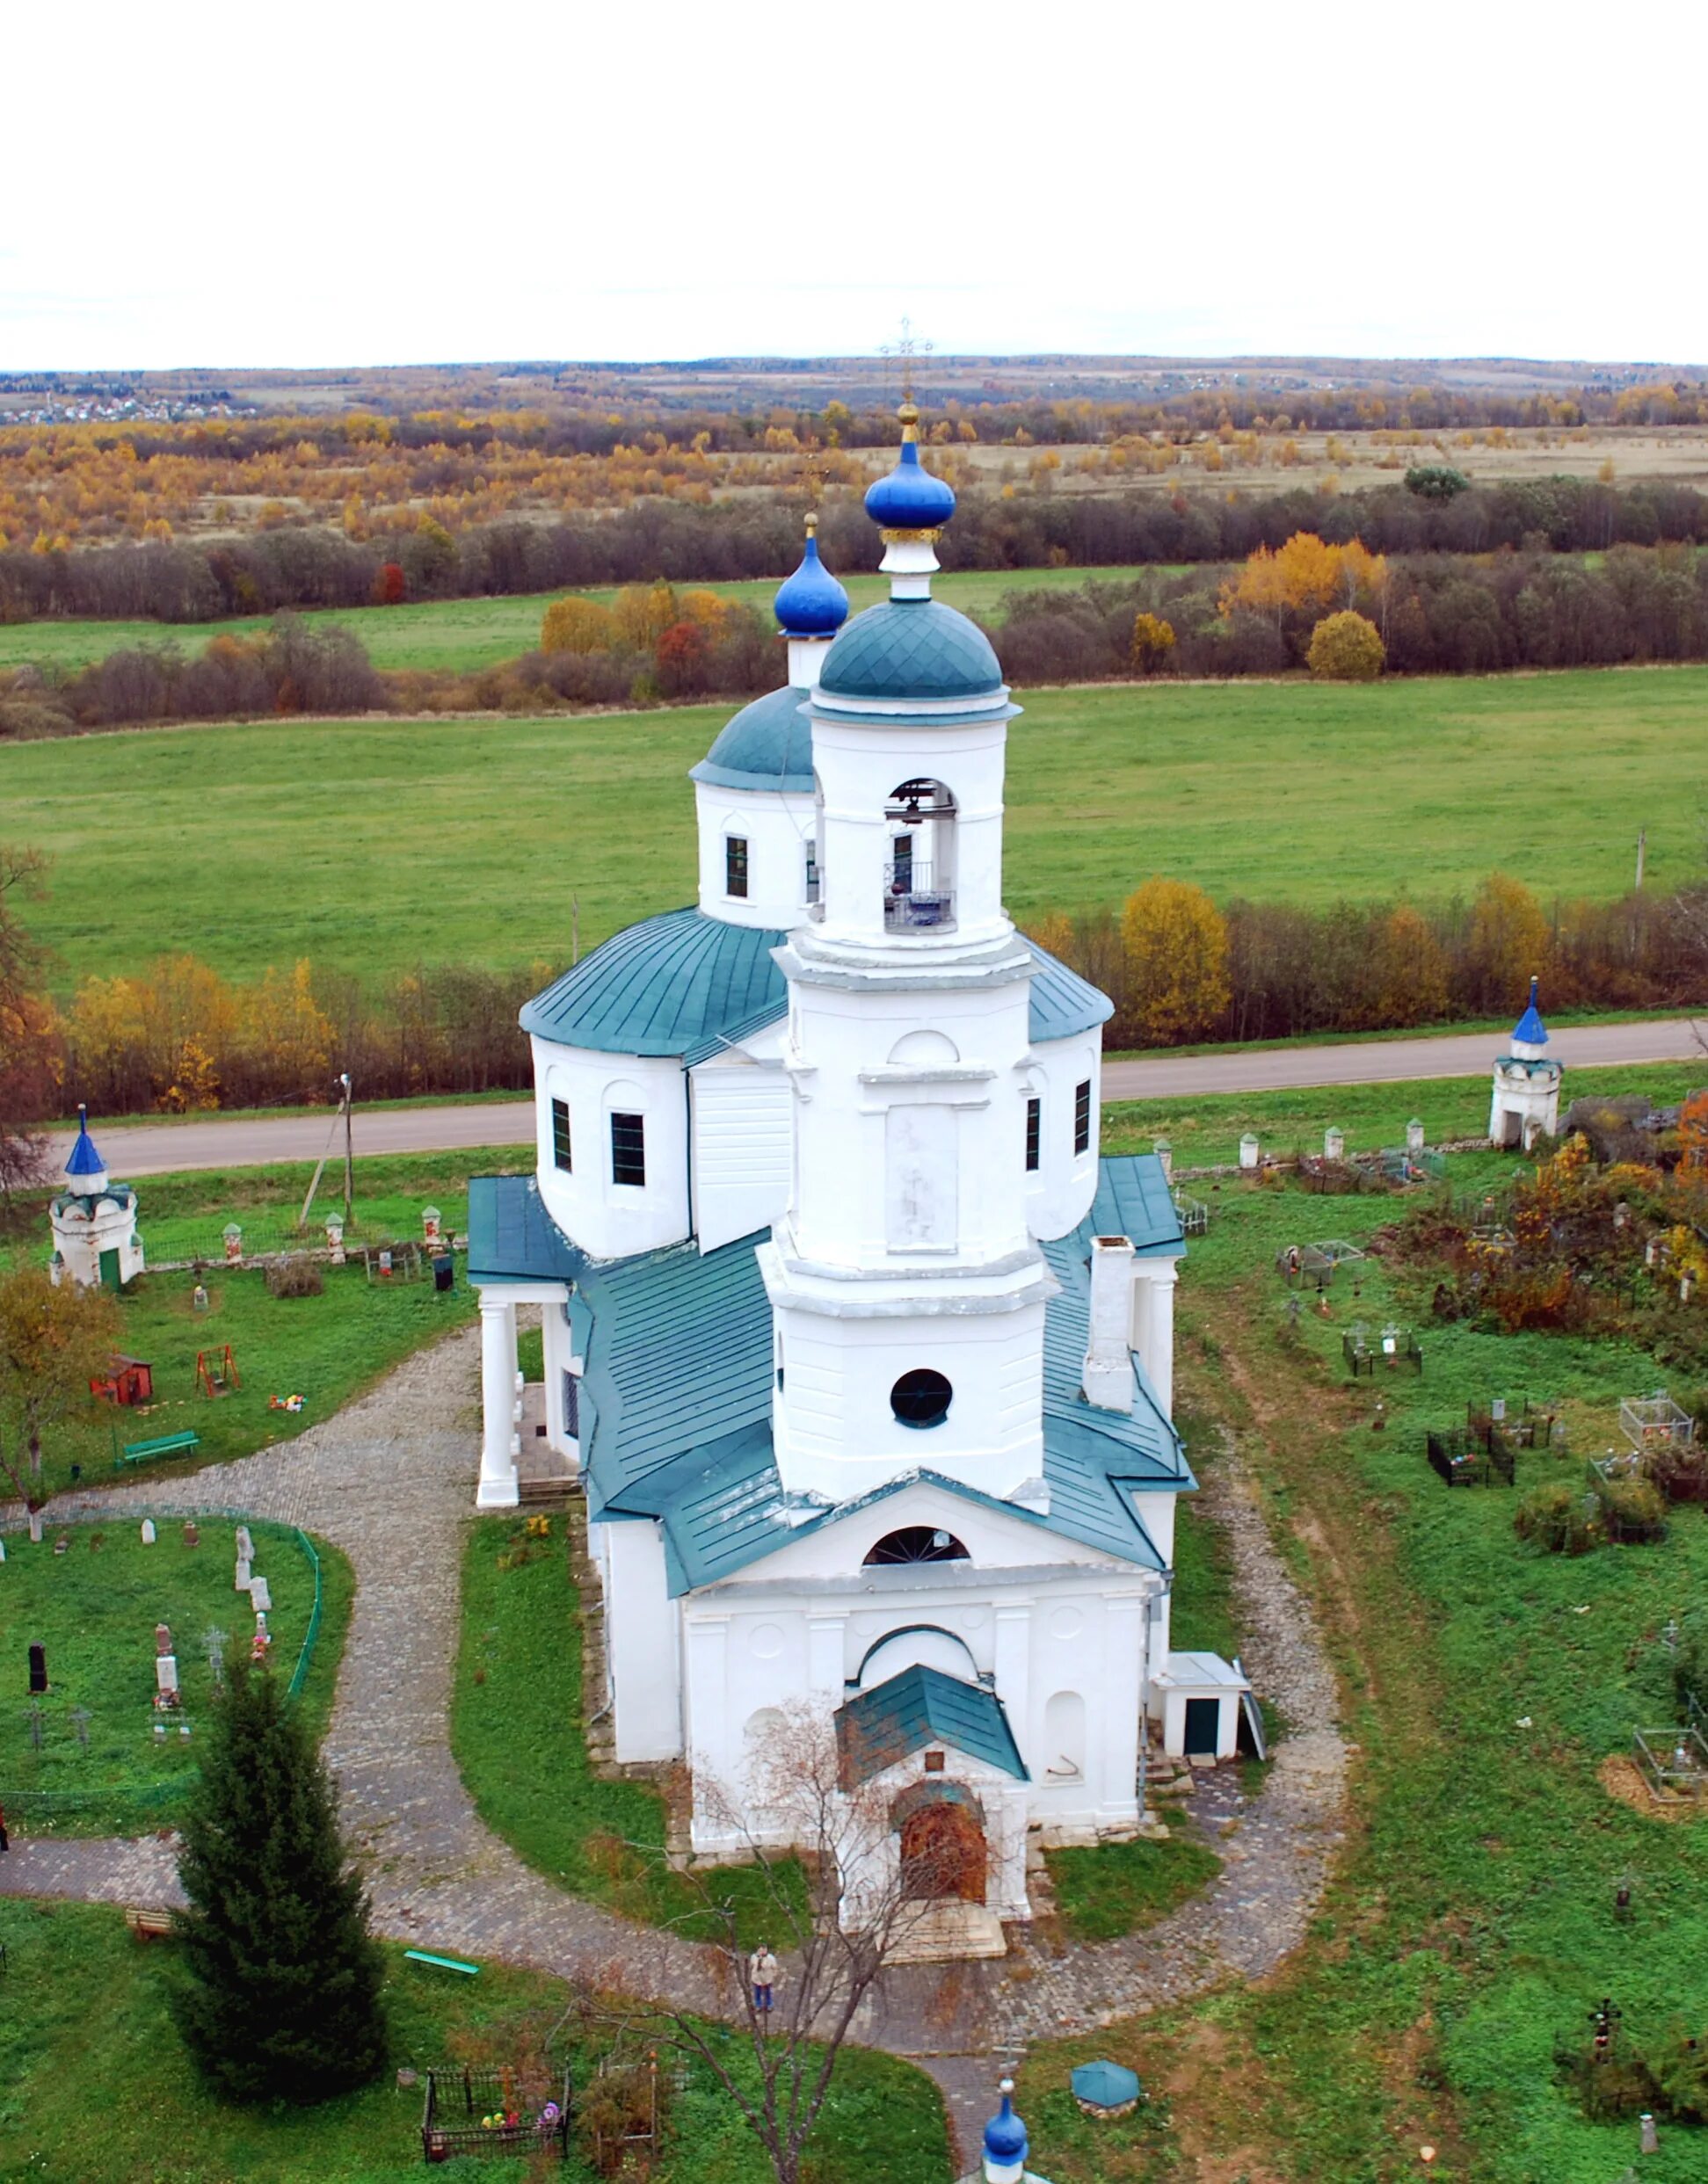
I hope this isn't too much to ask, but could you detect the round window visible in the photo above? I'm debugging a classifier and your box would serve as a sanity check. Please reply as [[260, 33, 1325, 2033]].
[[890, 1368, 952, 1429]]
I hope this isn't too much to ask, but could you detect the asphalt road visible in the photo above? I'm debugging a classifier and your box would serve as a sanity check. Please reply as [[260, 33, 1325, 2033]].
[[42, 1017, 1704, 1179]]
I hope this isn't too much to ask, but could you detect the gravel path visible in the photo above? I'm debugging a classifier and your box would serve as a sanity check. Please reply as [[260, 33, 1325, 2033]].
[[0, 1336, 1346, 2171]]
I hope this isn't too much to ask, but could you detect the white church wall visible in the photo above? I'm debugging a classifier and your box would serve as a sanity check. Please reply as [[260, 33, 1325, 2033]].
[[690, 1048, 792, 1252], [602, 1519, 683, 1763], [1022, 1030, 1103, 1240], [693, 782, 818, 930], [1129, 1255, 1178, 1418], [807, 709, 1012, 949], [530, 1038, 690, 1259]]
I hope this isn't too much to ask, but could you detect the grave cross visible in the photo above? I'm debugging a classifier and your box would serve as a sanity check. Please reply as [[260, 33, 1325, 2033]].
[[26, 1701, 42, 1751], [203, 1628, 229, 1690], [69, 1707, 91, 1750], [1590, 1996, 1624, 2056]]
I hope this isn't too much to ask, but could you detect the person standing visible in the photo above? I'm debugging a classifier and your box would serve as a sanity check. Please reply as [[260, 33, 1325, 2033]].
[[748, 1942, 778, 2017]]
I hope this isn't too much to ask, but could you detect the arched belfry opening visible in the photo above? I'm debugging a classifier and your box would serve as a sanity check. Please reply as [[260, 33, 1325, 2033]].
[[883, 778, 956, 931]]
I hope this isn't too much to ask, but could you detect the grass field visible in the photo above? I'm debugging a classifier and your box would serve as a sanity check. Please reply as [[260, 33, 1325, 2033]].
[[0, 1519, 353, 1837], [0, 563, 1144, 676], [6, 665, 1703, 992], [0, 1902, 948, 2184]]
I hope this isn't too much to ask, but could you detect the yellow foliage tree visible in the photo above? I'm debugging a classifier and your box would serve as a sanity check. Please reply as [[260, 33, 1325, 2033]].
[[541, 595, 620, 655], [243, 961, 331, 1094], [1469, 873, 1550, 1012], [1220, 532, 1388, 628], [1120, 878, 1231, 1046], [1306, 610, 1385, 681], [678, 588, 731, 628], [1369, 904, 1450, 1026], [1130, 613, 1176, 674], [1026, 911, 1076, 964], [613, 582, 680, 649]]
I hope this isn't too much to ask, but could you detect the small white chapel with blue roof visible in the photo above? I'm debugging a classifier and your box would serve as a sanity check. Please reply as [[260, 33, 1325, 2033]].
[[468, 401, 1247, 1934]]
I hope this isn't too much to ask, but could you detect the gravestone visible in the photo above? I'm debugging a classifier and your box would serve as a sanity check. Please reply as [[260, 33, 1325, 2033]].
[[235, 1557, 251, 1592], [156, 1622, 172, 1656], [192, 1282, 209, 1313], [140, 1520, 156, 1546], [156, 1655, 179, 1697], [0, 1538, 6, 1563], [28, 1641, 47, 1694], [249, 1577, 272, 1614], [53, 1535, 69, 1556], [235, 1526, 253, 1562], [182, 1520, 199, 1549]]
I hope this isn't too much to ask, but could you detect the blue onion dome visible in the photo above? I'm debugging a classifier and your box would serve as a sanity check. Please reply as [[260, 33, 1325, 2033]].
[[864, 400, 956, 531], [773, 516, 848, 638], [65, 1106, 107, 1179], [983, 2082, 1028, 2166]]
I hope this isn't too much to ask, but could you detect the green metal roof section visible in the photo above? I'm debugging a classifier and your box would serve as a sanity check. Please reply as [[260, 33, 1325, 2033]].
[[818, 599, 1005, 704], [467, 1174, 586, 1286], [837, 1665, 1028, 1782], [520, 908, 789, 1056], [1021, 938, 1113, 1040], [679, 998, 792, 1071], [1092, 1154, 1187, 1261], [573, 1230, 774, 1519], [689, 684, 815, 794]]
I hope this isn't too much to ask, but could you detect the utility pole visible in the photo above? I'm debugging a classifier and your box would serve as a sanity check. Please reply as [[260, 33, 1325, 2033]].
[[338, 1072, 353, 1227], [1635, 828, 1646, 891]]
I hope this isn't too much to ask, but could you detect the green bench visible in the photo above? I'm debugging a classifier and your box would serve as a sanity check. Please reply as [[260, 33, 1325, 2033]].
[[115, 1430, 200, 1469], [404, 1949, 480, 1977]]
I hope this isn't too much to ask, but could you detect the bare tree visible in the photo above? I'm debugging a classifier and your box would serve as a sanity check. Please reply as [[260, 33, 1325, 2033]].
[[0, 843, 56, 1209], [571, 1706, 953, 2184]]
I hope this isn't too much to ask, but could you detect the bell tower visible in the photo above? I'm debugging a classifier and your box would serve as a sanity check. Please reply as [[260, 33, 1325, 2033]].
[[759, 405, 1054, 1508]]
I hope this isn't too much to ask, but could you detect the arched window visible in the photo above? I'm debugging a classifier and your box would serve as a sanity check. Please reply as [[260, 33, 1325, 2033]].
[[883, 778, 956, 932], [1043, 1690, 1087, 1780], [863, 1527, 970, 1566]]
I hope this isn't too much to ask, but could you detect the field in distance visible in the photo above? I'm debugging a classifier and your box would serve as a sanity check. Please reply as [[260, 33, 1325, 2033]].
[[4, 666, 1700, 993], [0, 565, 1159, 678]]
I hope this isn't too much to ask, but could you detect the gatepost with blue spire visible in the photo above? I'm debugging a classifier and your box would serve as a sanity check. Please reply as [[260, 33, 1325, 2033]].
[[48, 1106, 145, 1288], [1487, 976, 1561, 1149]]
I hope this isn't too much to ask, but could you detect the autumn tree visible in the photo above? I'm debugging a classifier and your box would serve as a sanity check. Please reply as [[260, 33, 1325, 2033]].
[[370, 561, 406, 606], [1119, 877, 1231, 1045], [240, 961, 332, 1099], [541, 595, 620, 655], [1306, 610, 1385, 681], [1468, 872, 1551, 1013], [1130, 613, 1176, 674], [0, 843, 59, 1203], [0, 1266, 119, 1499], [1219, 533, 1389, 655], [613, 582, 680, 649], [1404, 464, 1471, 500], [1369, 903, 1450, 1026]]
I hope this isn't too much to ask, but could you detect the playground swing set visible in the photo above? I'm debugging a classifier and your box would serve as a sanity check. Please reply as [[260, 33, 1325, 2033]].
[[195, 1345, 240, 1399]]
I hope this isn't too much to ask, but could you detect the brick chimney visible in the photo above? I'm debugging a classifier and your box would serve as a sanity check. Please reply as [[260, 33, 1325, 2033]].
[[1083, 1235, 1136, 1413]]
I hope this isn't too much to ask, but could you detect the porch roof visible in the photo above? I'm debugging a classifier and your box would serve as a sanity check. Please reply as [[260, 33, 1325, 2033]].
[[837, 1664, 1028, 1783]]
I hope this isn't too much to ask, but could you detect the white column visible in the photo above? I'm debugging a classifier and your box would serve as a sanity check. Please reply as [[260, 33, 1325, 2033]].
[[1100, 1592, 1145, 1825], [477, 1295, 520, 1508], [686, 1615, 734, 1852], [993, 1602, 1032, 1772], [1131, 1259, 1177, 1418], [807, 1613, 846, 1709]]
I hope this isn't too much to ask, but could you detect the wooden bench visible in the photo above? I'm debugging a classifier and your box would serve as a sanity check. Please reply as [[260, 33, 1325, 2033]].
[[124, 1906, 173, 1941], [115, 1430, 200, 1469], [404, 1948, 480, 1977]]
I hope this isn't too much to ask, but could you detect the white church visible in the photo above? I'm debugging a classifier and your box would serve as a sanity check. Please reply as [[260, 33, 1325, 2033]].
[[468, 409, 1249, 1937]]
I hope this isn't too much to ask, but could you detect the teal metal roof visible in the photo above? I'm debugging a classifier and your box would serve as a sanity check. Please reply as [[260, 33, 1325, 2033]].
[[689, 684, 814, 794], [1022, 938, 1113, 1040], [467, 1174, 585, 1286], [1092, 1154, 1186, 1260], [520, 908, 789, 1056], [818, 599, 1003, 704], [837, 1665, 1028, 1782]]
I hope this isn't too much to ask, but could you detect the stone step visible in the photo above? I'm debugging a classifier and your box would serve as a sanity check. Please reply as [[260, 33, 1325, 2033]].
[[887, 1899, 1008, 1964]]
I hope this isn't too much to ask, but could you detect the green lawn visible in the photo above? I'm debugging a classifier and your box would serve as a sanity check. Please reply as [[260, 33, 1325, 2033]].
[[451, 1514, 806, 1945], [1102, 1060, 1708, 1173], [0, 1902, 948, 2184], [0, 1519, 352, 1837], [0, 562, 1138, 675], [7, 665, 1704, 992], [1019, 1143, 1708, 2183]]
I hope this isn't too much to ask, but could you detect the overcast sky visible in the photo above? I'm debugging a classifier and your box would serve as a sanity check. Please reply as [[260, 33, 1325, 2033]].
[[4, 1, 1704, 374]]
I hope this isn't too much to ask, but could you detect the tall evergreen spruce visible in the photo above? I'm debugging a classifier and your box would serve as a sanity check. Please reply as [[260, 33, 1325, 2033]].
[[171, 1645, 388, 2101]]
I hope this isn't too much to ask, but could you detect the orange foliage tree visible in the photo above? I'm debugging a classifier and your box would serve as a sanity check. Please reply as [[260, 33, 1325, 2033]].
[[1468, 873, 1551, 1013]]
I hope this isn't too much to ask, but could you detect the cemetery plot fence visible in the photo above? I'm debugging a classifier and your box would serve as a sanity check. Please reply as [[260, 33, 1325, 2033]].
[[1632, 1725, 1708, 1808], [421, 2065, 572, 2164], [1427, 1423, 1515, 1489]]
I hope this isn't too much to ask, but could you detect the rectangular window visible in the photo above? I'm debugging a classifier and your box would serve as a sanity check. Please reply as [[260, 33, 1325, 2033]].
[[725, 836, 749, 899], [1074, 1078, 1092, 1156], [610, 1111, 646, 1187], [804, 840, 819, 903], [563, 1370, 580, 1438], [1025, 1096, 1041, 1173], [550, 1096, 572, 1173]]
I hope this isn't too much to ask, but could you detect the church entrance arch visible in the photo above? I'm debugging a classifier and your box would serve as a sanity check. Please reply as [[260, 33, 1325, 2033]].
[[893, 1783, 987, 1902]]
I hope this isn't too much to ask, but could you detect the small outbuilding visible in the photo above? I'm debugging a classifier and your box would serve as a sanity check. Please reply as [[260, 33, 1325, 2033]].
[[1488, 979, 1561, 1150], [49, 1108, 144, 1290], [1151, 1650, 1251, 1760]]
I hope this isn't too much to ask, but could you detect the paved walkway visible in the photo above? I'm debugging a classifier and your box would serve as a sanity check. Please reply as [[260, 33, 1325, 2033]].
[[42, 1012, 1704, 1175], [0, 1334, 1347, 2170]]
